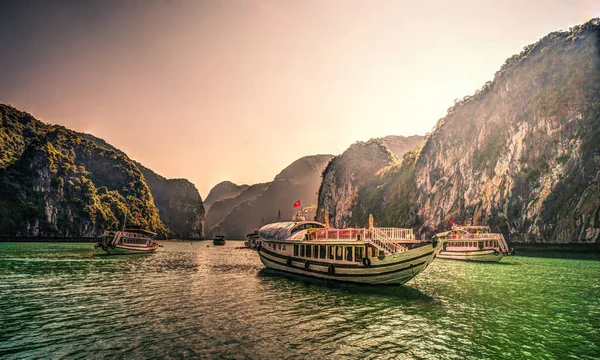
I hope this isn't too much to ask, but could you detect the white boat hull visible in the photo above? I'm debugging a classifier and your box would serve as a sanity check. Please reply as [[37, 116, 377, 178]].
[[438, 249, 504, 262], [95, 244, 157, 255], [258, 243, 440, 285]]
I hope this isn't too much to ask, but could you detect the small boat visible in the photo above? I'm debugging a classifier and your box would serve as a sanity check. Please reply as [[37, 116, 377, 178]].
[[256, 214, 444, 285], [213, 234, 226, 246], [94, 229, 158, 255], [433, 225, 515, 262], [244, 230, 259, 249]]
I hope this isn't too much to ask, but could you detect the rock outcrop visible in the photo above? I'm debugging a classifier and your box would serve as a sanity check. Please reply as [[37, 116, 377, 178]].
[[0, 104, 205, 238], [317, 19, 600, 243]]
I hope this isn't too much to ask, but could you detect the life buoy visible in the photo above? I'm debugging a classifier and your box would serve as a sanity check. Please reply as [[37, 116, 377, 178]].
[[328, 264, 335, 275], [378, 251, 385, 260], [287, 257, 292, 266], [304, 261, 310, 270], [362, 257, 371, 267]]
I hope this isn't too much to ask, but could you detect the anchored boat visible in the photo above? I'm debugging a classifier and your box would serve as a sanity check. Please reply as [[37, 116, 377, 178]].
[[213, 234, 226, 246], [433, 225, 514, 262], [94, 229, 158, 255], [256, 215, 443, 285], [244, 230, 259, 249]]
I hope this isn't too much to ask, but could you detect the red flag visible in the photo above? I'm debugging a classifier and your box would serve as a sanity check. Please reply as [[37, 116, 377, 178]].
[[293, 200, 301, 208], [136, 213, 140, 220], [449, 219, 454, 226]]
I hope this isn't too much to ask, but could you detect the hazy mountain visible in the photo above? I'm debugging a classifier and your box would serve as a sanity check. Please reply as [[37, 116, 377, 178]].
[[0, 104, 205, 238], [317, 18, 600, 243], [203, 181, 249, 212], [205, 182, 268, 233], [206, 154, 334, 239]]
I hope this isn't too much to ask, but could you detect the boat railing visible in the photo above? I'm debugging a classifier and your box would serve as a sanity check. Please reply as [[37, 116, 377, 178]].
[[304, 227, 423, 255], [444, 232, 509, 252]]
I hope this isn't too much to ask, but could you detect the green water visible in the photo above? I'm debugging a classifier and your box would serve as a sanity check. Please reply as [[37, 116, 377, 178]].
[[0, 241, 598, 359]]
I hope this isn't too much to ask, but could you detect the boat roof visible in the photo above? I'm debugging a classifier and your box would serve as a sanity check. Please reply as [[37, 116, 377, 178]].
[[259, 221, 325, 241], [123, 228, 157, 235]]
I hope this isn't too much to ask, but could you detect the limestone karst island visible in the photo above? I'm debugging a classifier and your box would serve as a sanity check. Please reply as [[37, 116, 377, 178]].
[[0, 2, 598, 359]]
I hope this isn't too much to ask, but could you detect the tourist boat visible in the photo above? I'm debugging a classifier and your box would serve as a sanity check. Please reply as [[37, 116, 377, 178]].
[[244, 230, 259, 249], [433, 225, 514, 262], [94, 229, 158, 255], [256, 214, 444, 285], [213, 234, 226, 246]]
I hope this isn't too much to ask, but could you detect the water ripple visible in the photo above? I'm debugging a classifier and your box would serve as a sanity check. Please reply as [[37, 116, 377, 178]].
[[0, 242, 599, 359]]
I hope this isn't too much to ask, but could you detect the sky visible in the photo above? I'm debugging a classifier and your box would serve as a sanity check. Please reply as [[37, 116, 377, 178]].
[[0, 0, 599, 197]]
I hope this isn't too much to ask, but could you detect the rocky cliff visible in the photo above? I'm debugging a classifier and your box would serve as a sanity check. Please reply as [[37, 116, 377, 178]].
[[203, 181, 249, 212], [317, 19, 600, 243], [205, 182, 268, 233], [138, 165, 205, 239], [0, 104, 205, 238], [206, 154, 333, 239]]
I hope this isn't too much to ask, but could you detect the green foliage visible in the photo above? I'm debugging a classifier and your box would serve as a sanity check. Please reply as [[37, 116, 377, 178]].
[[0, 104, 167, 237]]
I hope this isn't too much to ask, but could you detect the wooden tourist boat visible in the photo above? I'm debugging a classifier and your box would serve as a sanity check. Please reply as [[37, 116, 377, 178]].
[[433, 225, 514, 262], [94, 229, 158, 255], [256, 214, 444, 285], [213, 234, 226, 246], [244, 230, 259, 249]]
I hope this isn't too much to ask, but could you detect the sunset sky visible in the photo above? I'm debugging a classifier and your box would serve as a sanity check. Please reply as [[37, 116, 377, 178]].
[[1, 0, 598, 197]]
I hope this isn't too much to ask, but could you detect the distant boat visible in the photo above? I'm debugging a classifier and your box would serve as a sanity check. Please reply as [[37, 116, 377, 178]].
[[433, 225, 515, 262], [213, 234, 226, 246], [256, 214, 444, 285], [244, 230, 259, 249], [94, 229, 158, 255]]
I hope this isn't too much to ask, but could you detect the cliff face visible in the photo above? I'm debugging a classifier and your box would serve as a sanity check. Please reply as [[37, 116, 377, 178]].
[[138, 165, 205, 239], [206, 154, 333, 239], [316, 19, 600, 243], [0, 104, 204, 238], [203, 181, 249, 212], [316, 139, 399, 228]]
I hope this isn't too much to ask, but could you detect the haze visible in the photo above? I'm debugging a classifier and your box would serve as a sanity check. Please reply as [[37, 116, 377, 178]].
[[0, 0, 598, 197]]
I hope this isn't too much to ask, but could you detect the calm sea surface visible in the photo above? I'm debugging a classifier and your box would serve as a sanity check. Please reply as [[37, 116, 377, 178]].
[[0, 241, 598, 359]]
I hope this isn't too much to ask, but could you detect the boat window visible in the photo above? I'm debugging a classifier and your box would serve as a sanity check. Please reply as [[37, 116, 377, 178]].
[[370, 247, 376, 258], [278, 244, 281, 250], [319, 245, 326, 259], [328, 246, 334, 260], [294, 245, 299, 256], [306, 245, 312, 258], [335, 246, 343, 261], [345, 247, 353, 262], [354, 247, 363, 262], [313, 246, 318, 259], [300, 245, 305, 257]]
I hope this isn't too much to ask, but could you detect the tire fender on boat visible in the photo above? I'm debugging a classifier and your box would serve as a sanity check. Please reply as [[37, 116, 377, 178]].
[[493, 250, 499, 256], [362, 257, 371, 267], [101, 246, 107, 252], [94, 244, 98, 249], [328, 264, 335, 275], [110, 244, 115, 249], [378, 251, 385, 260], [256, 244, 262, 252], [304, 261, 310, 270]]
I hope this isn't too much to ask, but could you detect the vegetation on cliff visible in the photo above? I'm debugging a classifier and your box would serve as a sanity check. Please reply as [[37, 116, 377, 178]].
[[317, 18, 600, 243], [0, 104, 204, 238]]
